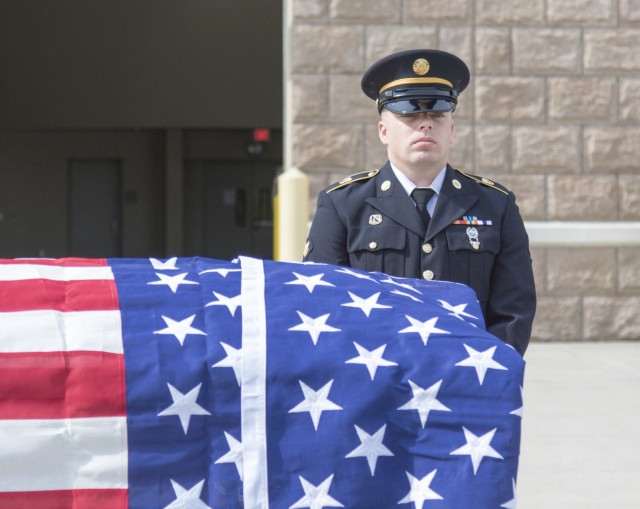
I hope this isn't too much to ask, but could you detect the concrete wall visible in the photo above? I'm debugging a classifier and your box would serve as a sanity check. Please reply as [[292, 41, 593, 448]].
[[288, 0, 640, 343]]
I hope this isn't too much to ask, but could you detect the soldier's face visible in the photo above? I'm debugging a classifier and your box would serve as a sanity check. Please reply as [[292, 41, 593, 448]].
[[378, 109, 455, 172]]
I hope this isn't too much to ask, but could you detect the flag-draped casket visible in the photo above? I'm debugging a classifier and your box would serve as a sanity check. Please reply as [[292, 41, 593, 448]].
[[0, 256, 524, 508]]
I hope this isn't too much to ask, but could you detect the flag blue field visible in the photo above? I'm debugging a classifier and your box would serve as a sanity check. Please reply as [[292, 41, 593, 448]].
[[0, 256, 524, 509]]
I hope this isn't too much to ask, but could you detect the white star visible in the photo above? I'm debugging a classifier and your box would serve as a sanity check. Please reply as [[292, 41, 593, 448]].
[[379, 277, 422, 294], [450, 427, 504, 474], [158, 383, 211, 434], [500, 478, 518, 509], [391, 289, 424, 303], [345, 342, 397, 380], [510, 386, 524, 417], [199, 268, 241, 277], [335, 267, 378, 282], [455, 344, 508, 385], [163, 479, 212, 509], [341, 292, 391, 317], [397, 470, 443, 508], [399, 315, 449, 346], [289, 311, 341, 345], [290, 474, 344, 509], [289, 380, 343, 430], [215, 431, 244, 480], [398, 379, 451, 428], [150, 257, 179, 270], [148, 272, 199, 293], [285, 272, 335, 293], [154, 315, 206, 346], [206, 291, 242, 316], [438, 299, 479, 320], [345, 424, 394, 475], [212, 342, 242, 386]]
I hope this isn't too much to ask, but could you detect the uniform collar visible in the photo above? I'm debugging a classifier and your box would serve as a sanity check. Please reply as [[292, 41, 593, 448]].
[[390, 163, 446, 196], [390, 163, 446, 215]]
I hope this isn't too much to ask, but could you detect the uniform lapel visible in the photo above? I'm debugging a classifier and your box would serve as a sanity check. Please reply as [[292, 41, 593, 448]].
[[427, 166, 478, 239], [365, 163, 425, 237]]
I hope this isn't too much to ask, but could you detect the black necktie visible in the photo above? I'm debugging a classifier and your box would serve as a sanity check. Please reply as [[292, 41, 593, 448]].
[[411, 187, 435, 230]]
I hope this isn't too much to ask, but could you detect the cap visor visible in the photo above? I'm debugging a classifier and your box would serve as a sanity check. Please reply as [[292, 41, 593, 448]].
[[383, 98, 455, 114]]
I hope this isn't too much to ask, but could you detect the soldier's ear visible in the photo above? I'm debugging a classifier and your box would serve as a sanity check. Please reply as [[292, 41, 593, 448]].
[[378, 119, 389, 145]]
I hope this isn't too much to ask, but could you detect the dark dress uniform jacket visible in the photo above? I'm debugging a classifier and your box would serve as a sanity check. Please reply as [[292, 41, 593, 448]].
[[304, 162, 536, 355]]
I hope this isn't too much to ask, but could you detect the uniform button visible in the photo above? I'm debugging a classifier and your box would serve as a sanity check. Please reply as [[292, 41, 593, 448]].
[[369, 241, 378, 250], [422, 243, 433, 254], [422, 270, 434, 280]]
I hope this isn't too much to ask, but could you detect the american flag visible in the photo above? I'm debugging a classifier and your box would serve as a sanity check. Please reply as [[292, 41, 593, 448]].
[[0, 256, 524, 509]]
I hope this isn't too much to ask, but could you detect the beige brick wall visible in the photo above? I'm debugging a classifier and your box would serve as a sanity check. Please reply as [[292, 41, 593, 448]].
[[288, 0, 640, 343]]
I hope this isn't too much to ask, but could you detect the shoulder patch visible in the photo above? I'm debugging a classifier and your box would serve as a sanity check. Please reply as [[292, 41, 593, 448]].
[[453, 168, 509, 196], [326, 169, 379, 193]]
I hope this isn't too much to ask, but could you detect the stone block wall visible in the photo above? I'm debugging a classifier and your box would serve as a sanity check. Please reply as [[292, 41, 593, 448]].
[[288, 0, 640, 343]]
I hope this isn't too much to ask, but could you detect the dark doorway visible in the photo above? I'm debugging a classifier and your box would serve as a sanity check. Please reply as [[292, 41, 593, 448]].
[[68, 159, 122, 257], [184, 161, 278, 261]]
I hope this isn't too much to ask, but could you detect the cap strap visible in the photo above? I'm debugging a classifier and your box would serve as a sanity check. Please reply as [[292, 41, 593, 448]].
[[379, 77, 453, 94]]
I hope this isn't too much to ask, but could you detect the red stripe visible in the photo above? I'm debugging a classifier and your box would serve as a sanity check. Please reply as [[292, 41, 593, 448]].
[[0, 489, 127, 509], [0, 258, 107, 267], [0, 279, 118, 312], [0, 351, 126, 419]]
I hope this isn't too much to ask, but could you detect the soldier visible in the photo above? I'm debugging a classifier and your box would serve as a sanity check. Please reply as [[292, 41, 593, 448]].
[[303, 49, 536, 355]]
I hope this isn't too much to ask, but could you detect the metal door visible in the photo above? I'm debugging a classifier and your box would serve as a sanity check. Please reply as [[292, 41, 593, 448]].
[[184, 161, 276, 260], [68, 159, 122, 257]]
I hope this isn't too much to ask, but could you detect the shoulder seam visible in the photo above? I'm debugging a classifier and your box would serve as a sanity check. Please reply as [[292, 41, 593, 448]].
[[326, 169, 380, 193], [453, 167, 509, 196]]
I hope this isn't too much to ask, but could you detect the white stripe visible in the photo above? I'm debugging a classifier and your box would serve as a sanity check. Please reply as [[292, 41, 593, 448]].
[[0, 310, 123, 354], [525, 221, 640, 247], [0, 264, 114, 281], [0, 416, 127, 491], [240, 256, 269, 509]]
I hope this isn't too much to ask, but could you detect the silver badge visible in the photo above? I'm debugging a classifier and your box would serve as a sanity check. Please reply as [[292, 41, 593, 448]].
[[369, 214, 383, 225], [466, 226, 480, 250]]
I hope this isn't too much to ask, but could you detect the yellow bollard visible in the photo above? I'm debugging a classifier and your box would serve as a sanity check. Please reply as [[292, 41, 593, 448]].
[[276, 166, 309, 262]]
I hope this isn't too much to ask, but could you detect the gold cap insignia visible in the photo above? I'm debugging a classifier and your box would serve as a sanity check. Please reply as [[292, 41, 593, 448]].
[[413, 58, 430, 76]]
